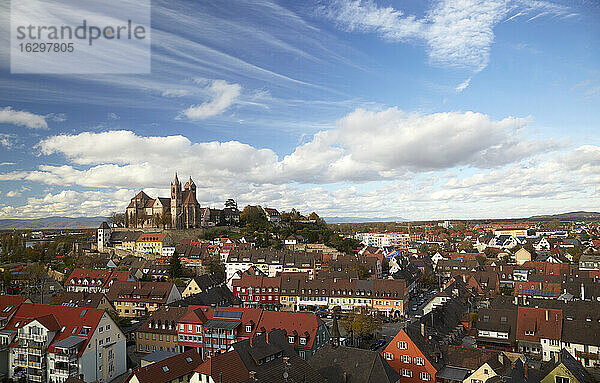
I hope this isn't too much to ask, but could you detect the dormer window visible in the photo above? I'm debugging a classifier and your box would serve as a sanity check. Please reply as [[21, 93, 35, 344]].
[[246, 325, 252, 333], [288, 336, 295, 344], [299, 337, 307, 345]]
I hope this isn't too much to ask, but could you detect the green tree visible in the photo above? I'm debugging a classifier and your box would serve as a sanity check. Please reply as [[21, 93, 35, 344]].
[[168, 254, 183, 278], [206, 255, 226, 282]]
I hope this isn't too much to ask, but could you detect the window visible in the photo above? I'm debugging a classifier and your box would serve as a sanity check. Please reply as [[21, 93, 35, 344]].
[[555, 377, 570, 383], [401, 355, 412, 363], [525, 330, 535, 336], [402, 369, 413, 377], [299, 337, 307, 345], [99, 326, 104, 333], [414, 357, 424, 365], [397, 341, 407, 349], [383, 352, 394, 360], [288, 336, 295, 344], [420, 372, 431, 381], [246, 325, 252, 333]]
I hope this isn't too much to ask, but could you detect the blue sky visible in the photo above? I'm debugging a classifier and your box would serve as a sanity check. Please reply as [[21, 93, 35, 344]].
[[0, 0, 599, 220]]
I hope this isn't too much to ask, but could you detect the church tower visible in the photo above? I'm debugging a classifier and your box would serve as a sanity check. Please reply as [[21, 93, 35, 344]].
[[170, 173, 182, 229]]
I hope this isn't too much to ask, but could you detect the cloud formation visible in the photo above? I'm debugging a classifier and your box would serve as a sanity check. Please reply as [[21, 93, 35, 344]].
[[321, 0, 571, 71], [181, 80, 242, 120], [0, 107, 48, 129]]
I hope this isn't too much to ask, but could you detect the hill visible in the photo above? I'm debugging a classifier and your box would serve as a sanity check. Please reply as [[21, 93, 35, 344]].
[[0, 216, 108, 230], [527, 211, 600, 221], [323, 216, 408, 223]]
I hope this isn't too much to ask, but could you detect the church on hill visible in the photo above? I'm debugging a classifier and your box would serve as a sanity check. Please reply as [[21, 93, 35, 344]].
[[125, 173, 203, 229]]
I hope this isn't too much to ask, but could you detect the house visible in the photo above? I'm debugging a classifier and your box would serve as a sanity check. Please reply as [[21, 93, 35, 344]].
[[309, 344, 400, 383], [540, 349, 591, 383], [476, 307, 518, 351], [437, 345, 515, 383], [125, 349, 202, 383], [182, 275, 222, 298], [135, 306, 187, 354], [515, 307, 562, 359], [514, 248, 532, 266], [262, 207, 281, 223], [65, 268, 134, 294], [5, 301, 126, 383], [176, 305, 328, 360], [98, 222, 111, 252], [106, 281, 181, 318], [229, 329, 325, 382], [53, 291, 115, 311], [381, 324, 442, 382], [0, 295, 31, 377], [136, 233, 171, 256], [190, 347, 249, 383]]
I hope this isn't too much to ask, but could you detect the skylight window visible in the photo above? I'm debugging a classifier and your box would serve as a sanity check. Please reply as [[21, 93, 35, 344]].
[[162, 366, 169, 372]]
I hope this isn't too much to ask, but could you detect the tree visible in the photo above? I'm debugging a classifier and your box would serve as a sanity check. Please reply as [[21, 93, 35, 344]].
[[109, 212, 125, 227], [476, 254, 487, 266], [2, 271, 11, 293], [459, 240, 474, 252], [240, 206, 268, 228], [206, 255, 226, 282], [225, 199, 238, 210], [158, 212, 171, 229], [341, 308, 382, 347], [168, 254, 183, 278]]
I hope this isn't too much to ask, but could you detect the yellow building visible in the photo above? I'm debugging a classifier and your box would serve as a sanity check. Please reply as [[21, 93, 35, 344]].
[[136, 233, 169, 255]]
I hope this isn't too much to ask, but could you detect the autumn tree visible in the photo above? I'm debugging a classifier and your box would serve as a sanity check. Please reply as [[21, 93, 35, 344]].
[[341, 308, 382, 346]]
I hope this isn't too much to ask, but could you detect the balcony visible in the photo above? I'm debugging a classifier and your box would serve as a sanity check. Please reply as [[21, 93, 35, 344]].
[[54, 353, 78, 363], [27, 360, 43, 369], [576, 350, 599, 360], [21, 333, 47, 343]]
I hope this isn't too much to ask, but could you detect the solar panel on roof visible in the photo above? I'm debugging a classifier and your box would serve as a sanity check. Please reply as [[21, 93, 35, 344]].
[[213, 310, 242, 319]]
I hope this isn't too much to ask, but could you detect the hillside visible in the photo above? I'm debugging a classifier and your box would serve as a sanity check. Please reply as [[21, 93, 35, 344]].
[[527, 211, 600, 221], [0, 216, 108, 230]]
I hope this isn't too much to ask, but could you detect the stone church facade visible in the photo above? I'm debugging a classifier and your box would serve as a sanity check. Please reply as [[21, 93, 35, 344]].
[[125, 174, 204, 229]]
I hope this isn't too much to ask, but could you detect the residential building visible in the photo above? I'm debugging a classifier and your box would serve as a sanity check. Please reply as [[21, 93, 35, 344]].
[[309, 344, 401, 383], [125, 349, 202, 383], [182, 275, 222, 298], [5, 301, 126, 383], [53, 291, 115, 311], [65, 268, 134, 294], [107, 281, 181, 318], [136, 233, 171, 256], [135, 306, 187, 354], [98, 222, 111, 252], [381, 325, 441, 382]]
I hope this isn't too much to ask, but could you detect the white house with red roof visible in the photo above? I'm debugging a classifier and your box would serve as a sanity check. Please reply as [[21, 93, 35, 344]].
[[5, 301, 126, 383], [65, 268, 135, 294]]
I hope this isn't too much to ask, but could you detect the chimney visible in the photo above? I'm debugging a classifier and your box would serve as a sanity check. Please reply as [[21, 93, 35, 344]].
[[581, 283, 585, 300], [283, 356, 290, 366], [250, 337, 253, 348], [554, 352, 559, 363], [545, 310, 548, 321], [343, 372, 347, 383], [266, 331, 269, 344], [421, 323, 425, 337], [249, 371, 257, 381]]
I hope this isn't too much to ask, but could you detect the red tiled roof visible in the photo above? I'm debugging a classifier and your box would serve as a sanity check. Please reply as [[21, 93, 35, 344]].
[[516, 307, 562, 342], [194, 349, 249, 383], [0, 295, 29, 318], [6, 303, 105, 356], [258, 311, 323, 349], [129, 349, 202, 383]]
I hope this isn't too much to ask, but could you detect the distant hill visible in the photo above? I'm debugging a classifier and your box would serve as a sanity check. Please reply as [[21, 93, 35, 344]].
[[323, 216, 408, 224], [527, 211, 600, 221], [0, 216, 108, 230]]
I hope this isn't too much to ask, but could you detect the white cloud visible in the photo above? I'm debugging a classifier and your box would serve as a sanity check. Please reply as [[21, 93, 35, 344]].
[[0, 107, 48, 129], [322, 0, 571, 71], [162, 89, 190, 98], [2, 108, 554, 189], [107, 113, 120, 120], [181, 80, 242, 120], [0, 134, 16, 149], [455, 78, 471, 92]]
